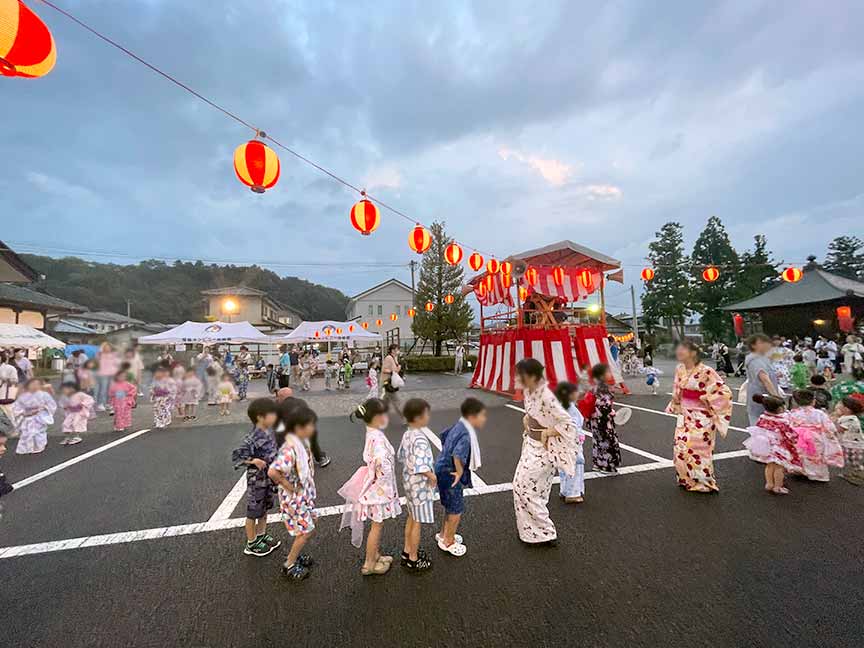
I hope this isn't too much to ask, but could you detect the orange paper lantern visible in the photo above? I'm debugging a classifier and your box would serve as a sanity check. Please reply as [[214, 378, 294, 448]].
[[702, 266, 720, 282], [468, 252, 484, 272], [350, 198, 380, 236], [425, 301, 435, 312], [408, 224, 432, 254], [552, 266, 565, 286], [486, 259, 500, 274], [518, 286, 529, 301], [348, 324, 355, 333], [390, 313, 398, 321], [444, 294, 455, 305], [781, 267, 803, 283], [407, 308, 416, 317], [477, 282, 488, 298], [525, 266, 538, 285], [578, 269, 594, 290], [0, 0, 57, 78], [313, 331, 320, 339], [502, 273, 512, 288], [335, 328, 343, 334], [500, 260, 513, 275], [234, 139, 280, 193], [444, 242, 463, 265], [641, 268, 655, 281], [837, 306, 852, 319], [375, 318, 383, 327], [361, 322, 369, 330], [483, 274, 495, 293]]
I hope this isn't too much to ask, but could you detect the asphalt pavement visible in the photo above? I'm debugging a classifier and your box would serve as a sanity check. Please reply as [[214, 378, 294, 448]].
[[2, 392, 863, 648]]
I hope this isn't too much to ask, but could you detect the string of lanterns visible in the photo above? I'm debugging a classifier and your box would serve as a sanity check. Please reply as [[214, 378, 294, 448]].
[[636, 264, 805, 284]]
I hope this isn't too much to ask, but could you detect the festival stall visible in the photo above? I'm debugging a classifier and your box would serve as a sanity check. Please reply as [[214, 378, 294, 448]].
[[0, 324, 65, 350], [272, 320, 382, 344], [137, 320, 271, 345], [464, 241, 625, 396]]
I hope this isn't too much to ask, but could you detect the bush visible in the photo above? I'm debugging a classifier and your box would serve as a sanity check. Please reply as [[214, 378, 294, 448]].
[[403, 355, 477, 372]]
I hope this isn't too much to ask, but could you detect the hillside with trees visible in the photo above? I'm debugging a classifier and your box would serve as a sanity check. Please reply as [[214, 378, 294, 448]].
[[21, 255, 350, 324]]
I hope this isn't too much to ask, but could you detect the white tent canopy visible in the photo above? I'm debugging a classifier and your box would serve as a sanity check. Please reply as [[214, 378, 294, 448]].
[[272, 320, 382, 344], [0, 324, 65, 349], [138, 321, 271, 346]]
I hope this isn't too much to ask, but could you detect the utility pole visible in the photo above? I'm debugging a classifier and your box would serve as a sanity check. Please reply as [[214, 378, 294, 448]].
[[126, 299, 131, 319], [409, 260, 417, 304], [630, 284, 640, 348]]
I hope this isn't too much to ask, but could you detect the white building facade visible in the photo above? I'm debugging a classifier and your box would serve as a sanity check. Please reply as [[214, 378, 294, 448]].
[[346, 279, 415, 345]]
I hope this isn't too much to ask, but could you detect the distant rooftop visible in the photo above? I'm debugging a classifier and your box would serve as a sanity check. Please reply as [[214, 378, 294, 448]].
[[722, 268, 864, 311], [71, 311, 146, 325], [201, 285, 267, 296], [0, 283, 86, 313]]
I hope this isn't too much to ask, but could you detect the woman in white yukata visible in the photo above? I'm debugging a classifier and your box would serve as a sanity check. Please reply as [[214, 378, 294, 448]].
[[12, 379, 57, 454], [513, 359, 578, 546]]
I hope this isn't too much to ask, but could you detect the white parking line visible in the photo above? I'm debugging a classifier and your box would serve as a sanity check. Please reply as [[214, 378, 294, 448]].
[[207, 475, 248, 522], [11, 428, 152, 491]]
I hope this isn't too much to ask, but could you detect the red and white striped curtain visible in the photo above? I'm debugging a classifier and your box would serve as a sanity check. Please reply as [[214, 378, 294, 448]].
[[473, 273, 515, 307], [525, 267, 602, 301]]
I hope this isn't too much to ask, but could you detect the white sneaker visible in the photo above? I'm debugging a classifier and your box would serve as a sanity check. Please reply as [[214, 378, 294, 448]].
[[67, 436, 83, 445], [96, 405, 106, 412]]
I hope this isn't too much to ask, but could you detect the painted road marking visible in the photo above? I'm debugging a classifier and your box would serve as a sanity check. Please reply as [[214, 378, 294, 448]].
[[10, 428, 152, 491], [207, 475, 248, 522], [503, 403, 672, 464], [614, 400, 748, 433]]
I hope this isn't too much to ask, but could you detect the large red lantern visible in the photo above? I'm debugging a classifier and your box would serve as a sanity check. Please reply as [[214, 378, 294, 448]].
[[732, 313, 744, 338], [0, 0, 56, 79], [838, 305, 854, 333], [500, 260, 513, 275], [781, 267, 803, 283], [837, 306, 852, 319], [390, 313, 398, 321], [444, 242, 463, 265], [641, 268, 655, 281], [578, 269, 594, 291], [486, 258, 500, 274], [425, 301, 435, 312], [407, 307, 416, 318], [350, 198, 380, 236], [408, 224, 432, 254], [552, 266, 565, 286], [234, 139, 280, 193], [444, 294, 455, 305], [468, 252, 484, 272], [702, 266, 720, 282], [375, 318, 383, 327], [525, 266, 538, 286]]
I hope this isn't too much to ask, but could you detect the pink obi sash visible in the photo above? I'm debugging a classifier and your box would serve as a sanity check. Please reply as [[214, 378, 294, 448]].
[[681, 388, 708, 411]]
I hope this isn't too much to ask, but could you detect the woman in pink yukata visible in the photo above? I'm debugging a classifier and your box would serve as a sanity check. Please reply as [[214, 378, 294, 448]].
[[108, 370, 137, 433], [788, 389, 843, 482], [338, 398, 402, 577]]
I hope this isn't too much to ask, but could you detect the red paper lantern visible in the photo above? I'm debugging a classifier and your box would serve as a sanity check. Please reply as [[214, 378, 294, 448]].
[[486, 258, 500, 274], [477, 282, 488, 298], [641, 268, 655, 281], [408, 224, 432, 254], [518, 286, 529, 301], [375, 318, 383, 327], [578, 269, 594, 290], [233, 139, 280, 193], [500, 261, 513, 275], [502, 273, 512, 288], [335, 327, 343, 334], [781, 267, 803, 283], [484, 274, 495, 293], [444, 242, 463, 265], [425, 301, 435, 312], [0, 0, 57, 78], [552, 266, 565, 286], [350, 198, 380, 236], [525, 266, 538, 286], [702, 266, 720, 282], [444, 294, 455, 305], [468, 252, 484, 272], [407, 307, 416, 318], [390, 313, 398, 321], [361, 322, 369, 330], [313, 331, 320, 339], [348, 324, 355, 333], [324, 327, 332, 336], [732, 313, 744, 338], [837, 306, 852, 319]]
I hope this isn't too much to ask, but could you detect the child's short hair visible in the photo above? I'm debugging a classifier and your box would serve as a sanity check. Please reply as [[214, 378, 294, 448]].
[[285, 406, 318, 431], [590, 363, 610, 382], [460, 397, 486, 418], [515, 358, 544, 380], [554, 381, 578, 408], [753, 393, 784, 413], [810, 375, 826, 386], [793, 354, 803, 362], [266, 363, 273, 369], [403, 398, 430, 423], [114, 370, 127, 380], [60, 381, 77, 391], [792, 389, 815, 407], [352, 398, 388, 424], [841, 396, 864, 415], [247, 397, 278, 425]]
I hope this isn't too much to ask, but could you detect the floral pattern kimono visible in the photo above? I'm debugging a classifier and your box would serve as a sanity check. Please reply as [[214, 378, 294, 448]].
[[666, 363, 732, 492], [270, 435, 317, 535], [585, 383, 621, 472], [788, 406, 843, 482], [12, 390, 57, 454], [837, 414, 864, 485], [397, 427, 436, 524], [149, 377, 176, 428], [514, 381, 578, 543], [743, 412, 802, 473], [61, 391, 95, 434], [338, 427, 402, 547], [109, 380, 137, 430]]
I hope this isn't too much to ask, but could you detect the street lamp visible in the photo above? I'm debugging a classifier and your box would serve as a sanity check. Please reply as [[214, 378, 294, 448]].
[[222, 298, 238, 322]]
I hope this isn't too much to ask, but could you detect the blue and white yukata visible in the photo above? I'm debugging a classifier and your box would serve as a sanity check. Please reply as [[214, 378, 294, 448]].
[[558, 403, 586, 499], [398, 427, 436, 524]]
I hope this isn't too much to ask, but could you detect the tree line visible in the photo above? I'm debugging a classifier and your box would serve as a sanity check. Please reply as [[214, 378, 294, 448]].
[[641, 219, 863, 342]]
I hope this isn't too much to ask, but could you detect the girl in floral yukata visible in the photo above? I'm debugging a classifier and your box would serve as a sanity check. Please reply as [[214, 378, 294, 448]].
[[789, 389, 843, 482], [149, 366, 177, 429], [743, 394, 802, 495], [108, 370, 137, 433], [666, 341, 733, 493], [180, 369, 203, 421], [12, 379, 57, 454], [397, 398, 436, 572], [338, 398, 402, 576], [268, 405, 318, 582], [584, 363, 621, 474], [833, 396, 864, 486], [58, 382, 95, 445]]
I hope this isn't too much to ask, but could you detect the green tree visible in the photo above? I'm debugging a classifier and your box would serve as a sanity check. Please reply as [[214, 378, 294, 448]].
[[737, 234, 778, 300], [641, 222, 691, 339], [690, 215, 739, 342], [824, 236, 864, 280], [411, 222, 473, 355]]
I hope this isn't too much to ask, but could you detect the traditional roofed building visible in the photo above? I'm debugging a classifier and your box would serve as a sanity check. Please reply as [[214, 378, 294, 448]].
[[0, 280, 86, 331]]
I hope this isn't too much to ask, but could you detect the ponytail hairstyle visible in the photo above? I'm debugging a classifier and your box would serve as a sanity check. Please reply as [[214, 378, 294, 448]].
[[752, 393, 785, 414], [351, 398, 388, 425]]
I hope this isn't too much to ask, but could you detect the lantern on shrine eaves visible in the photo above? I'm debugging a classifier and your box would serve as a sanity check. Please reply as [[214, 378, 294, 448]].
[[552, 266, 566, 286], [837, 306, 854, 333], [361, 322, 369, 330], [407, 307, 416, 318], [702, 266, 720, 283], [444, 242, 463, 265], [578, 269, 594, 291], [525, 266, 538, 286], [375, 318, 383, 327], [518, 286, 529, 302], [408, 224, 432, 254], [444, 294, 455, 305], [486, 258, 500, 274], [641, 268, 655, 281], [500, 260, 513, 275], [468, 252, 484, 272], [732, 313, 744, 338], [425, 301, 435, 312], [234, 139, 280, 193], [781, 267, 803, 283], [348, 324, 355, 333], [390, 313, 398, 321], [350, 197, 380, 236], [0, 0, 57, 78]]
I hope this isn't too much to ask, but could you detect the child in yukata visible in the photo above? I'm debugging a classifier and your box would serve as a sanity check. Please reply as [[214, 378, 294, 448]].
[[789, 389, 843, 482], [268, 405, 319, 581], [180, 369, 203, 421], [171, 364, 186, 415], [340, 358, 353, 390], [365, 358, 379, 400], [743, 394, 802, 495], [338, 398, 402, 576], [834, 397, 864, 486], [554, 382, 586, 503], [108, 370, 137, 433], [324, 360, 336, 390], [216, 374, 237, 417], [58, 382, 95, 445], [397, 398, 436, 572], [809, 375, 832, 411], [434, 398, 487, 557], [12, 379, 57, 454], [149, 366, 176, 429], [232, 398, 282, 557], [642, 359, 663, 395]]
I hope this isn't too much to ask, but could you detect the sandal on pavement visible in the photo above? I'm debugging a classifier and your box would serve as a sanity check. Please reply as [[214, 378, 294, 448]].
[[772, 487, 790, 495], [281, 563, 310, 581], [564, 496, 583, 503], [436, 538, 467, 557], [376, 554, 393, 564], [435, 532, 463, 545], [361, 560, 391, 576]]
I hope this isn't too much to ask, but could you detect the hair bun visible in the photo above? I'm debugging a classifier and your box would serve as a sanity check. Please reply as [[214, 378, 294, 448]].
[[752, 393, 766, 405]]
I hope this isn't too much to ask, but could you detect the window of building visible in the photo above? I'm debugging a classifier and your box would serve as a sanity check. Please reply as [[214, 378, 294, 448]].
[[377, 305, 383, 316], [368, 304, 374, 316], [395, 305, 401, 316]]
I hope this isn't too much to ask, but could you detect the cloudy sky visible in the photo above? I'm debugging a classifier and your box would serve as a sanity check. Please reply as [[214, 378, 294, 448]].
[[4, 0, 863, 314]]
